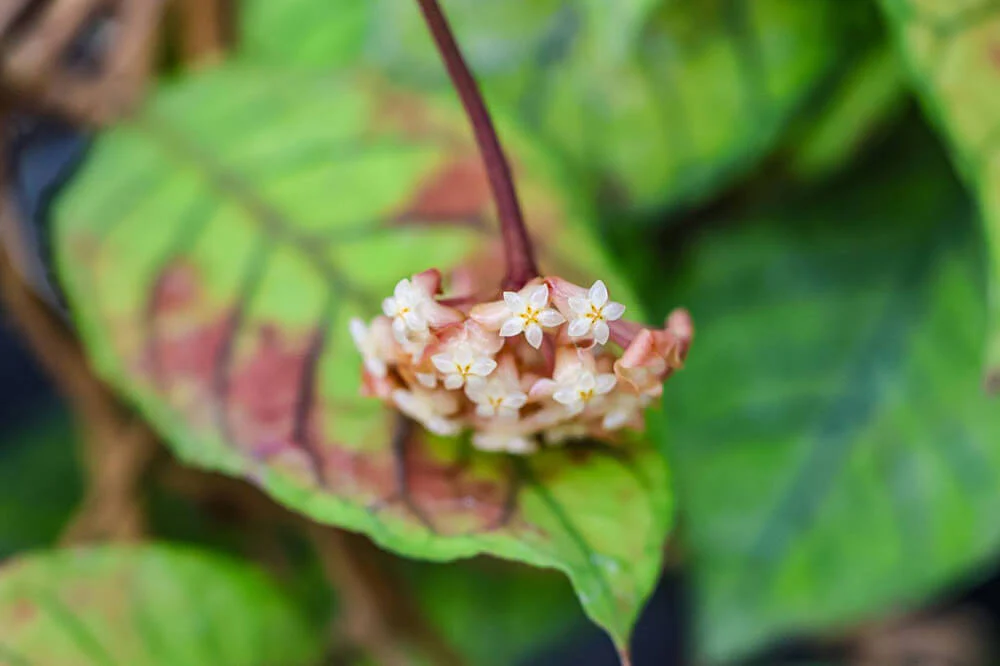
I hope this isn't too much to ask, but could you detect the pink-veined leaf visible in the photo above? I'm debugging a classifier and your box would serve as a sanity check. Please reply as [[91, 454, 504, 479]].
[[53, 65, 672, 653]]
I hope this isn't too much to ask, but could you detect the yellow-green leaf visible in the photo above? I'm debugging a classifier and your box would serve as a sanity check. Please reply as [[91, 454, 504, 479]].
[[52, 65, 670, 651], [0, 544, 321, 665], [880, 0, 1000, 381]]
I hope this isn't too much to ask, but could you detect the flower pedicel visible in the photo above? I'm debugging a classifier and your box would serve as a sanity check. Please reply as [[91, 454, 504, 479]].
[[351, 270, 692, 454]]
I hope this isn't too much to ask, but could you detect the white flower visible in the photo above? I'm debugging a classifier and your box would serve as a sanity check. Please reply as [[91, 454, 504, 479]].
[[414, 372, 439, 389], [551, 367, 617, 415], [567, 280, 626, 345], [349, 317, 392, 378], [473, 431, 537, 455], [600, 391, 651, 430], [382, 278, 434, 343], [465, 375, 528, 420], [498, 284, 565, 349], [391, 389, 460, 436], [432, 344, 497, 390], [542, 423, 588, 446]]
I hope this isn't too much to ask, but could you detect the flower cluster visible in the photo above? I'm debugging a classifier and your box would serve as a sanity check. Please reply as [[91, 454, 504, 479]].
[[350, 269, 692, 454]]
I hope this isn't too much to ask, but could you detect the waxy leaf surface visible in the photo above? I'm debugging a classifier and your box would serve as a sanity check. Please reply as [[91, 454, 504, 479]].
[[240, 0, 881, 213], [880, 0, 1000, 381], [53, 66, 671, 650], [0, 544, 321, 666], [642, 129, 1000, 660]]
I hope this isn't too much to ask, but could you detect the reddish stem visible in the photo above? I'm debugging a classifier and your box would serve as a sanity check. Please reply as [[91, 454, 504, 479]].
[[415, 0, 539, 291]]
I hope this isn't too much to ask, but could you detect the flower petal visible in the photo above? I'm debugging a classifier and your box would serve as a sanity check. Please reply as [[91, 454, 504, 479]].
[[382, 297, 397, 317], [475, 403, 496, 418], [503, 291, 523, 311], [470, 358, 497, 376], [504, 392, 528, 409], [497, 405, 520, 420], [527, 284, 549, 308], [567, 318, 591, 338], [472, 433, 505, 451], [603, 410, 629, 430], [443, 374, 464, 390], [431, 354, 454, 374], [504, 437, 536, 455], [364, 358, 387, 378], [603, 301, 626, 321], [595, 373, 617, 394], [500, 318, 525, 337], [538, 309, 566, 328], [349, 318, 368, 347], [464, 376, 487, 398], [567, 296, 589, 314], [393, 279, 411, 301], [525, 323, 543, 349], [415, 372, 438, 388], [553, 388, 578, 405], [402, 310, 427, 332], [391, 318, 408, 343], [469, 301, 510, 330], [427, 417, 459, 436], [593, 320, 610, 345], [529, 378, 558, 399], [589, 280, 608, 307], [452, 346, 474, 365]]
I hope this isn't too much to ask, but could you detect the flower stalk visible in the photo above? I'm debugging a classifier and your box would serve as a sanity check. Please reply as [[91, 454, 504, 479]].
[[415, 0, 539, 291]]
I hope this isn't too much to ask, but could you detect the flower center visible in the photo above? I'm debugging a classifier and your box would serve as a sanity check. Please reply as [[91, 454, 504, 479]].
[[488, 396, 504, 408], [520, 305, 540, 326], [578, 388, 595, 403], [586, 304, 603, 323], [457, 363, 472, 377]]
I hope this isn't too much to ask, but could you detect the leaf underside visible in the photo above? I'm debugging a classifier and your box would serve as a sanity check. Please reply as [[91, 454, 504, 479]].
[[0, 544, 321, 666], [649, 127, 1000, 660], [53, 65, 671, 648]]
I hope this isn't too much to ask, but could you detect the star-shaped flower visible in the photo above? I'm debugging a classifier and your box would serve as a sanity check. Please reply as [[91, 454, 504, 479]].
[[382, 278, 434, 343], [431, 343, 497, 390], [465, 375, 528, 420], [531, 349, 617, 415], [497, 284, 565, 349], [552, 368, 616, 415], [566, 280, 625, 345], [473, 431, 537, 455], [349, 316, 394, 378], [391, 388, 460, 436]]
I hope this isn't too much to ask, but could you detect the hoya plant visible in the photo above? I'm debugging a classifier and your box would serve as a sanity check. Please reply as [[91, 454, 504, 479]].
[[1, 0, 1000, 664]]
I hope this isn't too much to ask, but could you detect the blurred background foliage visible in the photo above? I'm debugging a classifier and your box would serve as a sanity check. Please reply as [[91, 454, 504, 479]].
[[2, 0, 1000, 665]]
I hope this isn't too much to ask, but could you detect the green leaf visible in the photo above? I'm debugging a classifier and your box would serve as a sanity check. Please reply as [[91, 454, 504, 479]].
[[0, 544, 322, 665], [786, 42, 908, 178], [644, 128, 1000, 660], [403, 559, 583, 666], [52, 65, 671, 650], [0, 412, 81, 557], [879, 0, 1000, 383], [240, 0, 874, 213]]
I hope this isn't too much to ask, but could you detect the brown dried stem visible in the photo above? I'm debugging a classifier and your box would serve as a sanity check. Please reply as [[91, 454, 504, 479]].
[[0, 0, 161, 126], [0, 218, 156, 544], [415, 0, 538, 291], [309, 525, 466, 666], [173, 0, 235, 68]]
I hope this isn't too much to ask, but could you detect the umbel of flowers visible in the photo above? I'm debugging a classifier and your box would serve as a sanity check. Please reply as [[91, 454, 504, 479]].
[[351, 269, 692, 454]]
